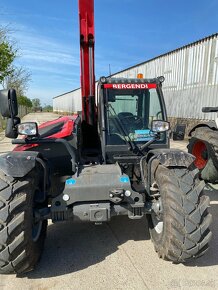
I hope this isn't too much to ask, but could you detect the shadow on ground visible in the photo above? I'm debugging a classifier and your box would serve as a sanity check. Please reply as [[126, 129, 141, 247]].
[[21, 185, 218, 278], [186, 184, 218, 267], [23, 216, 150, 279]]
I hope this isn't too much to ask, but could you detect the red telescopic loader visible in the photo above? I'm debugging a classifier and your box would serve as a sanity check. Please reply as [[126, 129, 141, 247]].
[[0, 0, 212, 274]]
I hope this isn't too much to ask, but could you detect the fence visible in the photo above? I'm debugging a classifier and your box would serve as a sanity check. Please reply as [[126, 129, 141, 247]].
[[0, 105, 30, 133], [18, 105, 31, 119]]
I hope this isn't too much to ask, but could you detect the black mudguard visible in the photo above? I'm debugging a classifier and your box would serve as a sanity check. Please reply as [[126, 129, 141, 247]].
[[189, 122, 217, 136], [147, 149, 195, 168], [0, 151, 42, 178], [144, 149, 196, 195]]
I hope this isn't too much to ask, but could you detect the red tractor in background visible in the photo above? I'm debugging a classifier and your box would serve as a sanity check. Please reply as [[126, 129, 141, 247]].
[[0, 0, 212, 274], [188, 106, 218, 183]]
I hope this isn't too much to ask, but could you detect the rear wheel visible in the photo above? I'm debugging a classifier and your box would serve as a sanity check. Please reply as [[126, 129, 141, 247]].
[[0, 170, 47, 274], [188, 127, 218, 183], [147, 165, 212, 262]]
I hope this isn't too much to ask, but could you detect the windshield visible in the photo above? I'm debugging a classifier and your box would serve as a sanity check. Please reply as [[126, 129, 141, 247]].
[[106, 88, 164, 144]]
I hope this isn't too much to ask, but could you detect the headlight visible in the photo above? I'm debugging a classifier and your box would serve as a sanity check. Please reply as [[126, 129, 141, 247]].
[[151, 120, 170, 132], [17, 122, 38, 136]]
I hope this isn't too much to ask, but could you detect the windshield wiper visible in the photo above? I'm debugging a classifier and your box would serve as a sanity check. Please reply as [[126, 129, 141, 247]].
[[108, 104, 159, 155], [108, 104, 142, 154]]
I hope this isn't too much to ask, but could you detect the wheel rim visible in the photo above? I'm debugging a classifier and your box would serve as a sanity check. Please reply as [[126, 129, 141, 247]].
[[150, 192, 163, 234], [192, 140, 208, 169], [151, 214, 163, 234]]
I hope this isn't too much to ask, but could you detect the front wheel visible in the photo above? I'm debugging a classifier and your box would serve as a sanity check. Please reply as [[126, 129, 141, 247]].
[[0, 170, 47, 274], [147, 165, 212, 262]]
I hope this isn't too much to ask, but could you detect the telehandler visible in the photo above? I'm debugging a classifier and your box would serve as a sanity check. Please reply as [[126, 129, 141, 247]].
[[0, 0, 211, 274]]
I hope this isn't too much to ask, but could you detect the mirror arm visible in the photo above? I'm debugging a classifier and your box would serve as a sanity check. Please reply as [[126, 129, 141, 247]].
[[5, 97, 17, 132], [139, 133, 159, 151]]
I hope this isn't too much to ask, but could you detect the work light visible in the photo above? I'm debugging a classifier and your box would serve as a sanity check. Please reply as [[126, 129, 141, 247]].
[[17, 122, 38, 136]]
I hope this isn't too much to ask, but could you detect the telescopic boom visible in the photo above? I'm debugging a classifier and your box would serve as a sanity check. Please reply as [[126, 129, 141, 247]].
[[78, 0, 96, 125]]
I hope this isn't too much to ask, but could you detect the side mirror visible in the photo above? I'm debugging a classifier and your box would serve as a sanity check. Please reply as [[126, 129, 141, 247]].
[[151, 120, 170, 132], [5, 117, 20, 139], [0, 89, 18, 118]]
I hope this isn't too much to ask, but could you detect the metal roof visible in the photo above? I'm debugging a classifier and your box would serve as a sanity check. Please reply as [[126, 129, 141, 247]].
[[110, 33, 218, 77], [53, 88, 80, 99], [53, 33, 218, 99]]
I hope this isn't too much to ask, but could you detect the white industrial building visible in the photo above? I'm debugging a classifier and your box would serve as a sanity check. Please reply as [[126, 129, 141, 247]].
[[53, 33, 218, 122]]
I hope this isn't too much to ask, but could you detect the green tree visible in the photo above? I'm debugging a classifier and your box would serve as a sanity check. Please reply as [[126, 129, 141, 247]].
[[0, 26, 30, 98], [3, 66, 31, 97], [17, 95, 32, 108], [43, 105, 53, 112], [0, 27, 16, 83], [32, 98, 41, 111]]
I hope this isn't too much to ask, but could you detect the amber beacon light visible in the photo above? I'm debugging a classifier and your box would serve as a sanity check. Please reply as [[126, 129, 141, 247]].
[[137, 73, 144, 79]]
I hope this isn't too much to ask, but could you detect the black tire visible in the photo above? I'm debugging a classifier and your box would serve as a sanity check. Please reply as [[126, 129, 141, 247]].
[[147, 165, 212, 262], [0, 170, 47, 274], [188, 127, 218, 183]]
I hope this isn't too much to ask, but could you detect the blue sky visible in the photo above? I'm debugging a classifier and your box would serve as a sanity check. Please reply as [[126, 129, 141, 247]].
[[0, 0, 217, 105]]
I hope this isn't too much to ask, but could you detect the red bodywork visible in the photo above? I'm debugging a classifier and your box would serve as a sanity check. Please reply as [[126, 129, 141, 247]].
[[79, 0, 96, 125], [14, 115, 78, 152]]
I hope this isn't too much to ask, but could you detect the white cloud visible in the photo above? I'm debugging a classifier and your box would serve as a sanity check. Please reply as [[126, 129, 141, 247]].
[[4, 22, 82, 102], [22, 49, 78, 66], [0, 16, 130, 104], [25, 64, 78, 77], [14, 28, 79, 66]]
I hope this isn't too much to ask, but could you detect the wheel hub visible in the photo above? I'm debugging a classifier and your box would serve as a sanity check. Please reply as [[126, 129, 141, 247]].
[[151, 197, 163, 234], [192, 140, 208, 169]]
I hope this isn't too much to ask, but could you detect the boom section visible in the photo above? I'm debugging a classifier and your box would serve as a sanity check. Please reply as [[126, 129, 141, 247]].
[[78, 0, 96, 125]]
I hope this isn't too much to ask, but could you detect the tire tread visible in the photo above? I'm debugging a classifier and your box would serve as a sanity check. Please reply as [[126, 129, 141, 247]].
[[0, 170, 47, 274], [149, 165, 212, 262]]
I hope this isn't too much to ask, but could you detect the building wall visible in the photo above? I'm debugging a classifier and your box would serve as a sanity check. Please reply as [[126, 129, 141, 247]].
[[53, 89, 82, 114], [53, 34, 218, 121]]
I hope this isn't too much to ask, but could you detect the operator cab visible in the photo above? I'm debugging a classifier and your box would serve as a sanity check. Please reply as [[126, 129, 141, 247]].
[[98, 76, 169, 163]]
